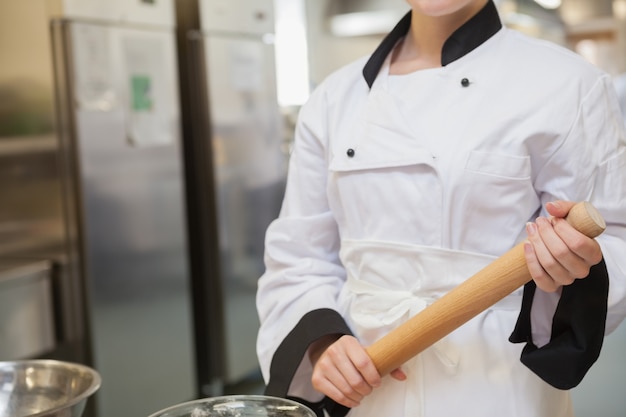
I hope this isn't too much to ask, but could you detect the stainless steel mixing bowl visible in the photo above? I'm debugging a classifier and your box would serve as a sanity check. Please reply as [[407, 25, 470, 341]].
[[147, 395, 317, 417], [0, 359, 101, 417]]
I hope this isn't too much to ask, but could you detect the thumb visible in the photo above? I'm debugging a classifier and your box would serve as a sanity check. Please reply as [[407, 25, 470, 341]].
[[390, 368, 407, 381], [545, 200, 576, 219]]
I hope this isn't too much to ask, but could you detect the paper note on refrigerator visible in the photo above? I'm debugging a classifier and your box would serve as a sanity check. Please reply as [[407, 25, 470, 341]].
[[122, 34, 175, 147], [70, 23, 117, 111]]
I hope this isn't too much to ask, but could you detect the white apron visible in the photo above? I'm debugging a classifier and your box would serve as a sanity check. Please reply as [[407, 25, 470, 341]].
[[337, 240, 572, 417]]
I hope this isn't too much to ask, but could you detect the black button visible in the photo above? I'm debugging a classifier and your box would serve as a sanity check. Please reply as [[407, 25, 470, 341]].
[[347, 148, 355, 157], [461, 78, 470, 87]]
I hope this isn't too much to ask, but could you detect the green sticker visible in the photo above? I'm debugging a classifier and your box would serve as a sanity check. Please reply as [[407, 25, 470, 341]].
[[130, 74, 152, 111]]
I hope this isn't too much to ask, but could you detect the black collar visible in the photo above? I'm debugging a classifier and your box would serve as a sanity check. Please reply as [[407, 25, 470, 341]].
[[362, 0, 502, 88]]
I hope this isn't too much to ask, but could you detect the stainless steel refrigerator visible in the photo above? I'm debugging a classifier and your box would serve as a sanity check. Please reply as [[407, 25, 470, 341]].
[[47, 1, 196, 416], [175, 0, 288, 396]]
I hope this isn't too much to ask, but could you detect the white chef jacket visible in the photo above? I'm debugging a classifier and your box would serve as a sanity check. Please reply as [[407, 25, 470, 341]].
[[257, 2, 626, 416]]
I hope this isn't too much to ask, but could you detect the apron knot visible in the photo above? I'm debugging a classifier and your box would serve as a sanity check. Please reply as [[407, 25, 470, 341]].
[[345, 277, 461, 371]]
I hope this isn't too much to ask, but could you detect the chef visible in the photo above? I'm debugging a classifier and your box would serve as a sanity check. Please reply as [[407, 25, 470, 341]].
[[256, 0, 626, 416]]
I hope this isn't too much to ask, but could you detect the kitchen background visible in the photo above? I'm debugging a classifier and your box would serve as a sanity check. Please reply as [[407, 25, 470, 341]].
[[0, 0, 624, 416]]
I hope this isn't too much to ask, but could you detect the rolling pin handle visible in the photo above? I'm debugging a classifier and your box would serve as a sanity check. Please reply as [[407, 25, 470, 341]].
[[564, 201, 606, 238]]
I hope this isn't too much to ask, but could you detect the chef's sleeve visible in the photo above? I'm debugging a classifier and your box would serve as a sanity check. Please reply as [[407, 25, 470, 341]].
[[255, 83, 352, 416], [510, 74, 626, 389]]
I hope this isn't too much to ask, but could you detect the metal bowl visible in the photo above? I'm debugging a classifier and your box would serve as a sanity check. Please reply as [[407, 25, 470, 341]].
[[147, 395, 317, 417], [0, 359, 101, 417]]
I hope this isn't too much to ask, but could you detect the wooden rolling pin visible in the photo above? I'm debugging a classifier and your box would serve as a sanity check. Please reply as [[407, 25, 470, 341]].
[[365, 201, 606, 376]]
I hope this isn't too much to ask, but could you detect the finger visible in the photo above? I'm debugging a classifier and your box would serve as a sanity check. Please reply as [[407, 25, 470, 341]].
[[550, 217, 603, 266], [534, 217, 586, 284], [312, 337, 380, 405], [524, 240, 559, 292], [330, 340, 380, 396], [525, 219, 571, 289], [313, 377, 361, 408], [545, 200, 575, 218], [312, 367, 362, 408], [312, 356, 363, 407], [390, 368, 407, 381], [341, 338, 382, 390]]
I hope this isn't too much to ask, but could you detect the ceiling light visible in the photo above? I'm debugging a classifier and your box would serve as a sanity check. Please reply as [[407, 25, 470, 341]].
[[533, 0, 562, 9]]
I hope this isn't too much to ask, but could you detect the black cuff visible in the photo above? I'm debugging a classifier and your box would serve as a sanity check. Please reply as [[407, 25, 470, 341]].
[[509, 259, 609, 389], [285, 396, 350, 417], [264, 308, 353, 417]]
